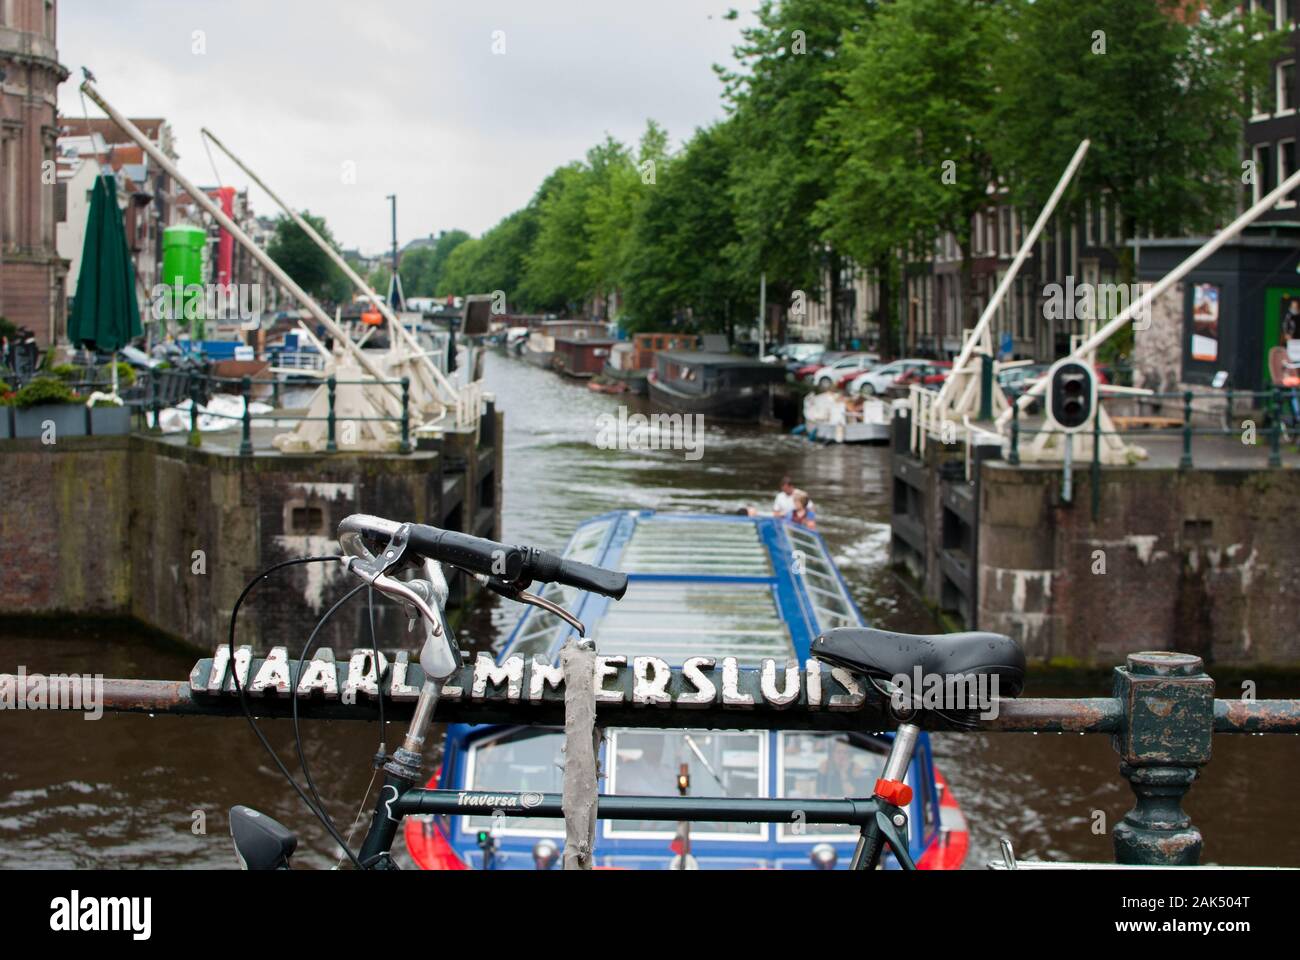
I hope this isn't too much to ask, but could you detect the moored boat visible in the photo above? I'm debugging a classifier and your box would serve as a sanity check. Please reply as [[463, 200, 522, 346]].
[[647, 351, 786, 421], [554, 336, 617, 378], [405, 510, 970, 871], [602, 333, 702, 396], [525, 320, 609, 369], [802, 391, 892, 444]]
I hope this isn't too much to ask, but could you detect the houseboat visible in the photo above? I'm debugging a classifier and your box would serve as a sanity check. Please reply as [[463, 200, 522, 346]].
[[601, 333, 702, 395], [525, 320, 609, 369], [404, 511, 970, 871], [554, 336, 617, 379], [647, 351, 786, 421]]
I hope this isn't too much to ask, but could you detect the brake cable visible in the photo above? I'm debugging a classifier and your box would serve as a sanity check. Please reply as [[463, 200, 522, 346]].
[[227, 556, 365, 870]]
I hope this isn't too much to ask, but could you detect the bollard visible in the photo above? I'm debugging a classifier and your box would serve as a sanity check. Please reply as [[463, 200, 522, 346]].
[[1008, 395, 1020, 466], [1179, 391, 1193, 470], [239, 375, 253, 457], [188, 375, 200, 447], [1270, 388, 1283, 468], [400, 376, 411, 454], [326, 376, 338, 453], [1111, 652, 1213, 865]]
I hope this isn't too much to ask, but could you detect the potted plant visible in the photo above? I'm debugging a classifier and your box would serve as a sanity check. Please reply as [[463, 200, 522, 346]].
[[88, 396, 132, 435], [12, 377, 87, 439]]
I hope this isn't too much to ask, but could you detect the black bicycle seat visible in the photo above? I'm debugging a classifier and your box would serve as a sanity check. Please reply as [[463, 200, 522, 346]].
[[811, 627, 1025, 698]]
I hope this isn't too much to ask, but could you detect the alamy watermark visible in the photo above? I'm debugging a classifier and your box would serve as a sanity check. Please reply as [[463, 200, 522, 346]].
[[148, 281, 264, 330], [888, 667, 1001, 720], [0, 666, 104, 720], [1042, 277, 1152, 330], [595, 407, 705, 461]]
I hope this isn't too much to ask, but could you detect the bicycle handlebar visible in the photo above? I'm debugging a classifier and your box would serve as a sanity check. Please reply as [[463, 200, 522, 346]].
[[337, 514, 629, 600]]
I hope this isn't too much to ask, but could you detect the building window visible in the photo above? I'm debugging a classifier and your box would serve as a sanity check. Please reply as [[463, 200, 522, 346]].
[[1278, 60, 1295, 114], [1254, 142, 1273, 204], [1279, 0, 1297, 30], [1278, 139, 1296, 207]]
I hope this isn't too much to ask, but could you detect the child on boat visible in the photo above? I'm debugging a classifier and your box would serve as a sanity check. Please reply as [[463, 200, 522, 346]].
[[785, 490, 817, 530]]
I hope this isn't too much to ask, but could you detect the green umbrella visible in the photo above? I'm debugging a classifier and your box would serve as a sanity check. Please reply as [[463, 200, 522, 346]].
[[67, 173, 142, 353]]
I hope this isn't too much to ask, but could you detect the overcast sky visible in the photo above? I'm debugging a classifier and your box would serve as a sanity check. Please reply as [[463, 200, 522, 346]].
[[58, 0, 752, 254]]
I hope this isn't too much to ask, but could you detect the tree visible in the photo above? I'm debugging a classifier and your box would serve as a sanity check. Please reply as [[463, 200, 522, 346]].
[[266, 212, 348, 303], [817, 0, 1003, 343], [623, 120, 749, 335], [719, 0, 872, 344], [993, 0, 1283, 286]]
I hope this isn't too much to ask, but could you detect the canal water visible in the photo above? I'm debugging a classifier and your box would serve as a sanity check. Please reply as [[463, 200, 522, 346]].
[[1, 350, 1296, 869]]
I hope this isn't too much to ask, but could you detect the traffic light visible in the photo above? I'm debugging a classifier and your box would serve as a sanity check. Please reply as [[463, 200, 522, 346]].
[[1047, 359, 1096, 432]]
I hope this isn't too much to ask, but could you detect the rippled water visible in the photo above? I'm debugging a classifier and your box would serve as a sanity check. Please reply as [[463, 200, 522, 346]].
[[1, 350, 1296, 868]]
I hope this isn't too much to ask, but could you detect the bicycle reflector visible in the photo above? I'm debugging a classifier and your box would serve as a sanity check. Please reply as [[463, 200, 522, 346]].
[[1047, 358, 1096, 432]]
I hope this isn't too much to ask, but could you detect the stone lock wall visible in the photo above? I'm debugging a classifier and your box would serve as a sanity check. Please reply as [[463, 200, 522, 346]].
[[0, 411, 504, 651]]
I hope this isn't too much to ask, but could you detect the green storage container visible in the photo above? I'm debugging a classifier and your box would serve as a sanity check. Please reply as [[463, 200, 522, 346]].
[[161, 225, 209, 338]]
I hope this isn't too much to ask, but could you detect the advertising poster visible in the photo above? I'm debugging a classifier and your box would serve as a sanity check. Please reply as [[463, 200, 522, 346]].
[[1191, 283, 1220, 362]]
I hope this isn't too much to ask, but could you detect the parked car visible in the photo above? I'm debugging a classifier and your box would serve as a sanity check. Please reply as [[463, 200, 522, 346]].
[[894, 361, 952, 390], [794, 351, 850, 380], [811, 353, 880, 389], [849, 358, 933, 396]]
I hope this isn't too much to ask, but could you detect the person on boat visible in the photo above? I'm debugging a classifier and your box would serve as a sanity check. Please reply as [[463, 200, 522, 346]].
[[785, 490, 817, 531], [772, 475, 797, 515], [816, 737, 868, 798]]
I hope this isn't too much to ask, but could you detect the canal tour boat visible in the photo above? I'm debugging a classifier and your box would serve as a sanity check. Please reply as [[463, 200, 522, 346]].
[[405, 511, 969, 870]]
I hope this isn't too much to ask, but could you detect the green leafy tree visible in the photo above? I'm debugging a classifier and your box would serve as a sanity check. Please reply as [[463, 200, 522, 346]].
[[522, 163, 595, 311], [817, 0, 1003, 341], [993, 0, 1282, 283], [266, 212, 348, 302], [719, 0, 872, 344], [623, 120, 749, 336]]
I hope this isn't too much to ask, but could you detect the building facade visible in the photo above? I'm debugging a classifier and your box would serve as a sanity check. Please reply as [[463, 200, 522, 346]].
[[0, 0, 68, 347]]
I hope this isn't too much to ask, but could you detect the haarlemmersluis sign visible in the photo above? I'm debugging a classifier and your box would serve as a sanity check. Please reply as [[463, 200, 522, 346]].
[[187, 646, 901, 732]]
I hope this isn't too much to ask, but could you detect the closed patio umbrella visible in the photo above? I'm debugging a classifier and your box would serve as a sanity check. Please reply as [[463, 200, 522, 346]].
[[67, 173, 142, 394]]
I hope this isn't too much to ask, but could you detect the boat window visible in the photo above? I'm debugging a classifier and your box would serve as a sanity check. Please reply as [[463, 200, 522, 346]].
[[594, 580, 795, 665], [619, 519, 772, 577], [462, 728, 566, 835], [606, 729, 766, 840], [777, 732, 889, 840], [504, 521, 609, 659], [784, 527, 858, 629]]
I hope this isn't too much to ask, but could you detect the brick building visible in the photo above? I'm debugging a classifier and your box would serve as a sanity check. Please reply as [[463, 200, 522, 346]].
[[0, 0, 69, 347]]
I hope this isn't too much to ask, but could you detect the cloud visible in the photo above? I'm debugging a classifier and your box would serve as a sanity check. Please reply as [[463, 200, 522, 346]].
[[58, 0, 749, 252]]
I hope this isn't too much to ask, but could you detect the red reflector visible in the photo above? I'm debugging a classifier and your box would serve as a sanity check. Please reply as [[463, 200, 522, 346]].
[[874, 777, 913, 807]]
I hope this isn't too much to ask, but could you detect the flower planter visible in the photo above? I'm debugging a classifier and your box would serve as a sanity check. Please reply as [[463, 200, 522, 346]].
[[89, 405, 132, 436], [13, 404, 88, 440]]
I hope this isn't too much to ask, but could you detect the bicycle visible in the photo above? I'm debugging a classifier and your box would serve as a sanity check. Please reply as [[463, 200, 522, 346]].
[[227, 513, 1025, 871]]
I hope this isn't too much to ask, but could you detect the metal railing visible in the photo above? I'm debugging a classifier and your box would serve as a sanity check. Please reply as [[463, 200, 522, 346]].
[[154, 371, 416, 456], [4, 648, 1297, 866]]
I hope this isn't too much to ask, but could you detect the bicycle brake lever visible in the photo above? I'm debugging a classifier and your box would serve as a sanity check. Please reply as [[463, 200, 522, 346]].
[[484, 578, 586, 637]]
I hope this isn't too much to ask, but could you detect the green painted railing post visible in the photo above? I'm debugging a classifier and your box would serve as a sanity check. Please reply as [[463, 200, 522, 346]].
[[239, 376, 253, 457], [1270, 388, 1283, 468], [1224, 386, 1234, 433], [1008, 395, 1020, 466], [1111, 652, 1213, 865], [326, 376, 338, 453], [1179, 391, 1193, 470], [978, 353, 993, 421], [399, 377, 411, 454], [1090, 409, 1101, 522], [188, 375, 200, 446], [150, 373, 162, 432]]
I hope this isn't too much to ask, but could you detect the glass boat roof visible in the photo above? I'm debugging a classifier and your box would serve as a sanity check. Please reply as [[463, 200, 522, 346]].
[[500, 512, 863, 667]]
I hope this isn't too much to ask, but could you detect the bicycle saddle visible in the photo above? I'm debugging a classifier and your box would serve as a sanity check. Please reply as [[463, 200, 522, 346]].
[[811, 627, 1025, 698]]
